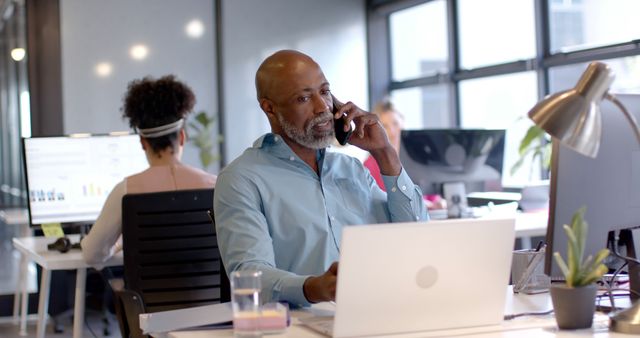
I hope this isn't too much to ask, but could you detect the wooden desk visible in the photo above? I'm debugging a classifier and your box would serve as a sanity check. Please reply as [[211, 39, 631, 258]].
[[153, 287, 628, 338], [12, 235, 122, 338]]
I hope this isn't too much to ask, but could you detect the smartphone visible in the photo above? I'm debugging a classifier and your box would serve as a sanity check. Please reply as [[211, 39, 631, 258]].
[[334, 105, 353, 146]]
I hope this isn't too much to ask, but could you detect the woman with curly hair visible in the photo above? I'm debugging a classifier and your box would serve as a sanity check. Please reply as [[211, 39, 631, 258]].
[[82, 75, 216, 267]]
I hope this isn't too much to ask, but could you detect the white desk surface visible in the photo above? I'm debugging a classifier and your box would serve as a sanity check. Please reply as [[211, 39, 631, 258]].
[[435, 210, 547, 241], [159, 287, 631, 338], [12, 234, 122, 270], [12, 235, 122, 338], [514, 211, 548, 238]]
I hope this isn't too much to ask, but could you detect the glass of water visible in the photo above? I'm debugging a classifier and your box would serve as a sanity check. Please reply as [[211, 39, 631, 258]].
[[231, 270, 262, 338]]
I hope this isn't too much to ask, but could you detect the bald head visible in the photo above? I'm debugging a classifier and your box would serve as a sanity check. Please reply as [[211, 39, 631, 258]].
[[255, 50, 322, 101], [254, 50, 334, 149]]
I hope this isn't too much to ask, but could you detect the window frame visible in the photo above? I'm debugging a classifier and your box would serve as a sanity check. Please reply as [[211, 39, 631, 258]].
[[367, 0, 640, 183]]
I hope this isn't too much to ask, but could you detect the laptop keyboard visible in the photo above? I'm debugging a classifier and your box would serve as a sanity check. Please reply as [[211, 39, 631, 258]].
[[299, 317, 334, 337]]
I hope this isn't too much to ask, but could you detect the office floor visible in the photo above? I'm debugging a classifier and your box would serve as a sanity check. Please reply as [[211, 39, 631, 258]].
[[0, 311, 122, 338]]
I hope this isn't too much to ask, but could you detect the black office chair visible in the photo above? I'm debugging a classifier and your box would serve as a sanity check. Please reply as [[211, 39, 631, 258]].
[[114, 189, 230, 338]]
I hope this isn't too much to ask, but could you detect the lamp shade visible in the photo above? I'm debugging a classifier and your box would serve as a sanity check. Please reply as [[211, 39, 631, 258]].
[[528, 62, 614, 158]]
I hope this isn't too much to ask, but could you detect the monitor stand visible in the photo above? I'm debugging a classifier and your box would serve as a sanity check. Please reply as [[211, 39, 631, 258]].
[[442, 182, 468, 219], [618, 229, 640, 300]]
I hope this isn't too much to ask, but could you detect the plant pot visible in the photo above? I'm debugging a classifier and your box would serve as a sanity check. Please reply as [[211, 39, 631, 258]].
[[549, 284, 597, 330]]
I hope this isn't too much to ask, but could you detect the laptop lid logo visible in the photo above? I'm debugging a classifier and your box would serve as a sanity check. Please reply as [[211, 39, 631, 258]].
[[416, 266, 438, 289]]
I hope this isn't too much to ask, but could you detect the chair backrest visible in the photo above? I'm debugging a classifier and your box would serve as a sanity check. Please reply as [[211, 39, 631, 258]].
[[122, 188, 230, 313]]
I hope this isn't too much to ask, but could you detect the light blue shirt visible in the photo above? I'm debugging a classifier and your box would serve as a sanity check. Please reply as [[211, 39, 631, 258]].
[[214, 133, 428, 306]]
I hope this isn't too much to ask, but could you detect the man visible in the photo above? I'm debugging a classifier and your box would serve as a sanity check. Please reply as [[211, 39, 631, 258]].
[[214, 50, 428, 307]]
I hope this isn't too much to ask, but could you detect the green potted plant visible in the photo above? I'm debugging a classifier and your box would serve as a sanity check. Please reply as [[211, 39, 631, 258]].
[[187, 111, 222, 172], [511, 125, 552, 178], [550, 206, 610, 330]]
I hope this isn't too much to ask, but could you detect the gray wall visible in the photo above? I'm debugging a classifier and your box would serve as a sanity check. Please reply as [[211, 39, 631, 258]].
[[60, 0, 217, 170], [57, 0, 368, 169], [220, 0, 369, 162]]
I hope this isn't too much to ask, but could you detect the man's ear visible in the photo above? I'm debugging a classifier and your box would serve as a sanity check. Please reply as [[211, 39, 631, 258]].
[[259, 98, 277, 124]]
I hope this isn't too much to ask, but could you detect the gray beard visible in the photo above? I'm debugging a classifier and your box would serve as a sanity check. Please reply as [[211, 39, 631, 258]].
[[277, 112, 335, 149]]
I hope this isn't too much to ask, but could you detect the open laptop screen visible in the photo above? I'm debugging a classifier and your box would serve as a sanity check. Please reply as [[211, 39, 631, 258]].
[[23, 134, 148, 226]]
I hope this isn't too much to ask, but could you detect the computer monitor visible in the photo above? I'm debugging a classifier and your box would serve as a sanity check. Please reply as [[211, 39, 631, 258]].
[[398, 129, 506, 195], [22, 134, 148, 226], [546, 94, 640, 296]]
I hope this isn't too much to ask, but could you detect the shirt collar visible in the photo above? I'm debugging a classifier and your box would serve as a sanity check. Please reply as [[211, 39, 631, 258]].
[[253, 133, 327, 162]]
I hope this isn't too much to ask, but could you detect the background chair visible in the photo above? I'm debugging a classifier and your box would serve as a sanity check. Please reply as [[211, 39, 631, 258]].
[[115, 188, 230, 338]]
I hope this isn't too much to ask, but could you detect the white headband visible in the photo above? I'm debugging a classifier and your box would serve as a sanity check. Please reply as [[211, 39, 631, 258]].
[[137, 119, 184, 138]]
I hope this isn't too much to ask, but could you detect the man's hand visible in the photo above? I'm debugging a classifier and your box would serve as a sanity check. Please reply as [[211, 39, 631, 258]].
[[333, 96, 401, 176], [333, 96, 389, 151], [303, 262, 338, 303]]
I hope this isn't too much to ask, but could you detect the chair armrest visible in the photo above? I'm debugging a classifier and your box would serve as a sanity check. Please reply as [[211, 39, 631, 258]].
[[114, 288, 147, 338], [108, 277, 124, 292]]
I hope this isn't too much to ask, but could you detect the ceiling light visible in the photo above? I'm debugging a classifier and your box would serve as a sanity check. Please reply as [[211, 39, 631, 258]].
[[95, 62, 113, 77], [11, 48, 25, 61], [130, 45, 149, 60], [186, 19, 205, 38]]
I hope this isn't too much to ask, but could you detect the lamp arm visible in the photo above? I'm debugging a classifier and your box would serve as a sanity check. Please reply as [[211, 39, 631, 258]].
[[606, 93, 640, 144]]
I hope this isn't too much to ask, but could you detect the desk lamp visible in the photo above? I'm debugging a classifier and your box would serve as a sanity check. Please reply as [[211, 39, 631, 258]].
[[528, 61, 640, 334]]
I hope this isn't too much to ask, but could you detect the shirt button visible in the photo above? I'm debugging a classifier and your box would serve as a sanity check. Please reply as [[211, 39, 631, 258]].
[[274, 136, 279, 142], [416, 216, 420, 221], [289, 156, 295, 161], [330, 216, 336, 221], [401, 185, 407, 191], [391, 187, 397, 192]]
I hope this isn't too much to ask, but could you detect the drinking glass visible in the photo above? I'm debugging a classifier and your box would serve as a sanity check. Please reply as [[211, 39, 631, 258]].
[[231, 270, 262, 338]]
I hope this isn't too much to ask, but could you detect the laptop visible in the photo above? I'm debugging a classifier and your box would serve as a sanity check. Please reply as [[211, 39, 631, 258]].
[[301, 217, 515, 337]]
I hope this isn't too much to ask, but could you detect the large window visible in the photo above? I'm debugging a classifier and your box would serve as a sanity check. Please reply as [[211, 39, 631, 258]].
[[549, 0, 640, 53], [390, 85, 451, 128], [459, 72, 538, 186], [549, 56, 640, 93], [390, 0, 448, 81], [458, 0, 536, 69], [0, 0, 28, 207], [388, 0, 451, 130], [369, 0, 640, 188]]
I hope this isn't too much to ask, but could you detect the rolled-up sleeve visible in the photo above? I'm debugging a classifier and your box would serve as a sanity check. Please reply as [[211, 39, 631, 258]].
[[381, 168, 429, 223]]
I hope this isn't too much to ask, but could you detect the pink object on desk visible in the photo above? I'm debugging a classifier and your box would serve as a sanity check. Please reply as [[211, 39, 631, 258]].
[[259, 309, 288, 331], [233, 315, 260, 331], [233, 303, 289, 334]]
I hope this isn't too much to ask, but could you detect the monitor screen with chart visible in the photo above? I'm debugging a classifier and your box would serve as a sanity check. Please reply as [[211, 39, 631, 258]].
[[22, 134, 148, 226]]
